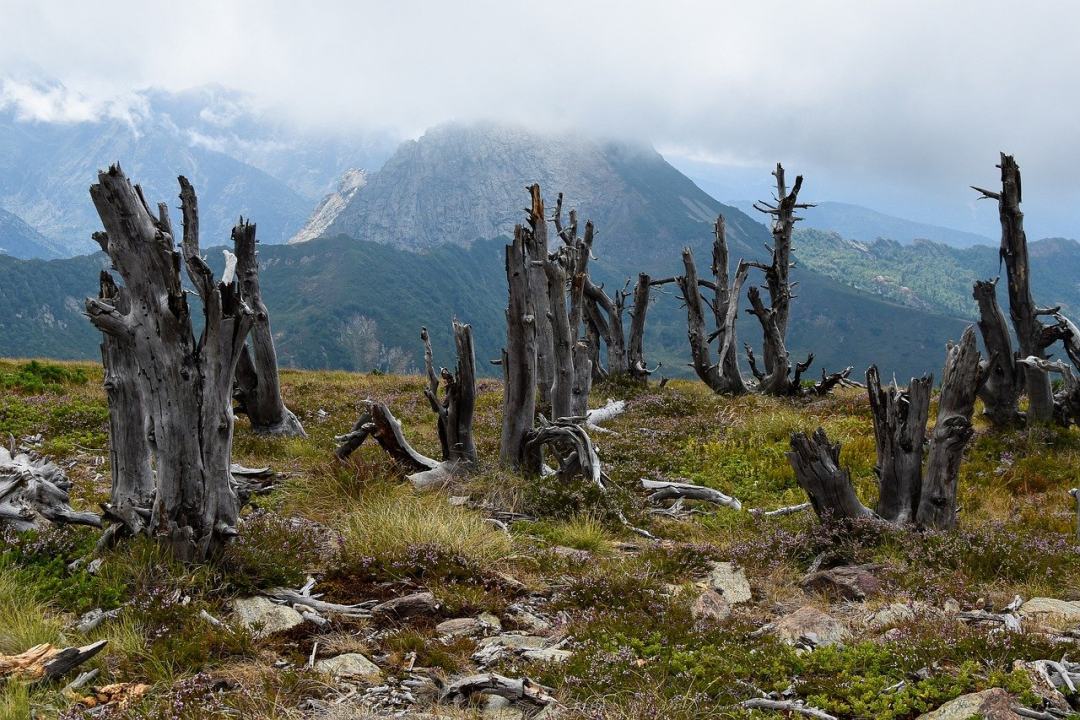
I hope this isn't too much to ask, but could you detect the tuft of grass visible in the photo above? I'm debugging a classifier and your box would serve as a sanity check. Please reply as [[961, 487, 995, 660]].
[[525, 515, 614, 552]]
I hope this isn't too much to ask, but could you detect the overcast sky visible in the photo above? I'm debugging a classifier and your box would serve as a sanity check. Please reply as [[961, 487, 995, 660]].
[[2, 0, 1078, 238]]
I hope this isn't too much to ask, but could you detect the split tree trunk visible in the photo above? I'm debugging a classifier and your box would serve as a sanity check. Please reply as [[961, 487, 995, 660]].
[[916, 326, 985, 530], [787, 428, 872, 521], [710, 216, 749, 395], [973, 154, 1054, 422], [231, 221, 305, 437], [85, 167, 251, 562], [866, 366, 931, 523], [583, 278, 628, 377], [545, 249, 576, 420], [972, 278, 1023, 428], [500, 225, 538, 469], [676, 248, 736, 393], [96, 271, 153, 535]]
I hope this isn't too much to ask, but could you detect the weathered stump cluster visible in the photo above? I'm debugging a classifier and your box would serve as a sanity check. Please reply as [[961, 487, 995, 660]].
[[661, 164, 852, 398], [83, 166, 300, 561]]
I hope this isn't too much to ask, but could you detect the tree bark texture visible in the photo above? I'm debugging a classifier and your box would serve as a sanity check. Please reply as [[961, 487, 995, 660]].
[[866, 365, 931, 523], [231, 220, 305, 437], [972, 278, 1023, 428], [85, 167, 251, 562], [917, 326, 985, 530], [711, 216, 750, 394], [627, 273, 653, 382], [523, 184, 554, 411], [787, 428, 872, 521], [972, 154, 1054, 422]]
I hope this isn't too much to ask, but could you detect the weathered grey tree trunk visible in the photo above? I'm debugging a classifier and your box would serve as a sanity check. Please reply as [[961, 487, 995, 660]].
[[710, 216, 750, 395], [676, 248, 726, 392], [545, 248, 577, 420], [500, 225, 538, 469], [972, 278, 1023, 427], [787, 428, 872, 521], [866, 366, 931, 523], [745, 286, 799, 396], [96, 272, 154, 536], [627, 273, 653, 382], [430, 321, 478, 466], [85, 167, 251, 562], [231, 221, 305, 437], [523, 185, 554, 412], [917, 326, 985, 530], [1, 447, 101, 531], [973, 155, 1055, 422], [583, 278, 628, 379]]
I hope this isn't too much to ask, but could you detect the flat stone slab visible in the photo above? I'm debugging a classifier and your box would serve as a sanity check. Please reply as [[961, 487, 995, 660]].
[[314, 653, 382, 681], [704, 562, 752, 605], [1018, 597, 1080, 630], [230, 596, 303, 639], [437, 617, 481, 637]]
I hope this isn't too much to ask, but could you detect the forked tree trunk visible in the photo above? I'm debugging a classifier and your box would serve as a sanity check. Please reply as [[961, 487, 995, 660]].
[[917, 326, 985, 530], [85, 167, 252, 562], [973, 154, 1054, 422], [745, 286, 797, 395], [627, 273, 653, 382], [231, 221, 305, 437], [96, 272, 153, 536], [523, 184, 554, 412], [676, 248, 733, 393], [710, 216, 750, 395], [583, 282, 626, 377], [787, 428, 872, 521], [866, 366, 931, 523], [972, 278, 1023, 427], [500, 225, 538, 469]]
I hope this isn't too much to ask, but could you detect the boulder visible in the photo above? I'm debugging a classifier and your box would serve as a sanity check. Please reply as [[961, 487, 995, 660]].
[[704, 562, 752, 605], [916, 688, 1020, 719], [800, 564, 882, 600], [477, 612, 503, 633], [473, 634, 548, 664], [691, 589, 731, 622], [371, 591, 440, 621], [1018, 597, 1080, 630], [313, 653, 382, 681], [773, 606, 849, 647], [230, 597, 303, 639]]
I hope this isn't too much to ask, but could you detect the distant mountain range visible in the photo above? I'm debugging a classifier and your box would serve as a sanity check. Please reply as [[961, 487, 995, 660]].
[[0, 84, 393, 256], [732, 200, 994, 249], [1, 121, 977, 381]]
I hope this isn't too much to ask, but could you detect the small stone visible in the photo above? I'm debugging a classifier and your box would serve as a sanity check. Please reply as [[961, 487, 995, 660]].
[[866, 602, 917, 630], [915, 688, 1020, 719], [773, 605, 849, 647], [507, 607, 550, 633], [521, 647, 573, 663], [313, 653, 382, 681], [553, 546, 592, 562], [436, 617, 480, 637], [478, 634, 547, 651], [690, 588, 731, 622], [481, 694, 524, 720], [371, 591, 440, 620], [477, 612, 502, 632], [704, 562, 752, 605], [230, 596, 304, 639], [800, 564, 881, 600], [1017, 597, 1080, 630], [943, 598, 961, 614]]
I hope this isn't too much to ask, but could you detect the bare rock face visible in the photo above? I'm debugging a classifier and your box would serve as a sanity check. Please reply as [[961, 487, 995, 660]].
[[230, 597, 303, 639], [916, 688, 1020, 719], [704, 562, 752, 605], [773, 606, 849, 647], [313, 653, 382, 681], [1017, 597, 1080, 630], [288, 168, 367, 244], [801, 564, 882, 601]]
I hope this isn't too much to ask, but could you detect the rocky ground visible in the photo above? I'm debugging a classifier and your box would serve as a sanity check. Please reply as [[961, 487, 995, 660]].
[[1, 359, 1079, 719]]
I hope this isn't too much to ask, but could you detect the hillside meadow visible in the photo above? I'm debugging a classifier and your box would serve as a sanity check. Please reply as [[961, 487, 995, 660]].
[[1, 358, 1079, 719]]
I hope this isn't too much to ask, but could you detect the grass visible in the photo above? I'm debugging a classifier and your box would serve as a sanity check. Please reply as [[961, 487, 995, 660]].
[[2, 358, 1080, 718]]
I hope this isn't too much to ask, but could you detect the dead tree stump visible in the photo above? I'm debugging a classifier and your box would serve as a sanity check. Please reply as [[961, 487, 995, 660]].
[[500, 225, 538, 469], [972, 278, 1023, 428], [232, 220, 305, 437], [866, 366, 931, 523], [85, 167, 251, 562], [787, 428, 872, 521]]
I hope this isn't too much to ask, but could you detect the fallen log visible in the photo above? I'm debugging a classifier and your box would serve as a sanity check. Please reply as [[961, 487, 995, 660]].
[[441, 672, 556, 706], [0, 448, 101, 531], [640, 478, 742, 510], [0, 641, 107, 682]]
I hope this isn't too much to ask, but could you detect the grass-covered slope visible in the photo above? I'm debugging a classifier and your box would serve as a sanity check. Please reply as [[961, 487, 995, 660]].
[[2, 359, 1079, 718]]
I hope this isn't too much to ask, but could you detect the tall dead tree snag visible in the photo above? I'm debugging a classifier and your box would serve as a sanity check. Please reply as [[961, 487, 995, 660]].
[[232, 221, 306, 437], [500, 225, 538, 469], [523, 185, 555, 411], [972, 278, 1023, 428], [972, 154, 1057, 423], [790, 328, 985, 529], [85, 167, 252, 562], [627, 273, 654, 382]]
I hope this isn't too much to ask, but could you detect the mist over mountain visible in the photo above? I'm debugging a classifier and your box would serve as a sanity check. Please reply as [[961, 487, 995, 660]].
[[0, 83, 395, 256], [0, 206, 59, 259]]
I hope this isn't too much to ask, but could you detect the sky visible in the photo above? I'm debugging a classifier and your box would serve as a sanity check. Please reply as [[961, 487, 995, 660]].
[[2, 0, 1079, 238]]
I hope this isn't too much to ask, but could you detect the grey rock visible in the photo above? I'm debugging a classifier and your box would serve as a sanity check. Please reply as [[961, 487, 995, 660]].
[[521, 647, 573, 663], [436, 617, 480, 637], [313, 652, 382, 681], [773, 606, 849, 647], [704, 562, 752, 605], [691, 588, 731, 622], [916, 688, 1020, 719], [230, 596, 303, 638], [1018, 597, 1080, 629]]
